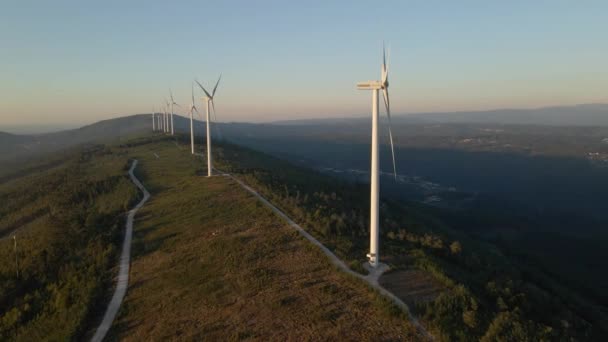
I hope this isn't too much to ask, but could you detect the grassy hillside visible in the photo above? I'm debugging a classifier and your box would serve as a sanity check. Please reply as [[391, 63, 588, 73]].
[[0, 114, 153, 164], [201, 138, 605, 340], [2, 133, 606, 340], [0, 144, 140, 340], [106, 140, 420, 340], [111, 135, 606, 340]]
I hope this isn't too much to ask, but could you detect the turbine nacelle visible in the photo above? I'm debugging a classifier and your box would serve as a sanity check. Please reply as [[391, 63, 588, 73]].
[[357, 81, 383, 90]]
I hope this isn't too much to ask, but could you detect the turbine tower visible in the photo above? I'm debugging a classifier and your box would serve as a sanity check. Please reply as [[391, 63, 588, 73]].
[[159, 103, 164, 132], [356, 45, 397, 268], [162, 101, 166, 133], [152, 107, 156, 131], [170, 90, 179, 135], [188, 83, 199, 154], [196, 75, 221, 177], [165, 100, 170, 133], [159, 106, 163, 131]]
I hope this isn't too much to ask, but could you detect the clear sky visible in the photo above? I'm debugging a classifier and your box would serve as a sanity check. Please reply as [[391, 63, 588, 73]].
[[1, 0, 607, 127]]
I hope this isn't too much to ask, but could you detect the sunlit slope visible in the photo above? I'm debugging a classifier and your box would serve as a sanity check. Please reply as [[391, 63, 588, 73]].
[[0, 115, 152, 164], [108, 141, 420, 340]]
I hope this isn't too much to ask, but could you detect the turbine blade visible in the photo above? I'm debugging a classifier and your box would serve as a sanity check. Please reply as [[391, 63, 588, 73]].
[[212, 74, 222, 97], [191, 82, 195, 105], [195, 79, 212, 98], [210, 100, 223, 140], [386, 45, 390, 78], [211, 100, 218, 122], [382, 43, 389, 84], [383, 41, 386, 68], [170, 88, 174, 102], [383, 88, 397, 180]]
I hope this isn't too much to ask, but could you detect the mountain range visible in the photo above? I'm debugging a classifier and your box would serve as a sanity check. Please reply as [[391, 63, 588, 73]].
[[274, 103, 608, 126], [2, 103, 608, 164]]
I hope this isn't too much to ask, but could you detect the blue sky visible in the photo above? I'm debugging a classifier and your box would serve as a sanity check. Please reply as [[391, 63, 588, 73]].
[[1, 0, 607, 126]]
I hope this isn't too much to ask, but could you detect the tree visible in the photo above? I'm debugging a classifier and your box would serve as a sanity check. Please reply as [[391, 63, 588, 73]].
[[481, 309, 550, 342], [450, 241, 463, 255]]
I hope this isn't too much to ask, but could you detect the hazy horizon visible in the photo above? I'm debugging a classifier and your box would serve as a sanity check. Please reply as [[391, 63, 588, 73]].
[[2, 1, 608, 126], [2, 102, 607, 135]]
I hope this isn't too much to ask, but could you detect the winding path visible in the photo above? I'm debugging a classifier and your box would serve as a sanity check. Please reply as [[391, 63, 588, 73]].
[[217, 169, 433, 340], [91, 159, 150, 342]]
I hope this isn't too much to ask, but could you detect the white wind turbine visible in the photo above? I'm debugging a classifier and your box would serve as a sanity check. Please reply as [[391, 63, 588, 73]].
[[169, 90, 180, 135], [159, 102, 165, 132], [156, 102, 163, 132], [165, 99, 170, 133], [152, 107, 156, 131], [160, 104, 164, 131], [187, 83, 199, 154], [162, 101, 166, 133], [356, 45, 397, 268], [196, 75, 221, 177]]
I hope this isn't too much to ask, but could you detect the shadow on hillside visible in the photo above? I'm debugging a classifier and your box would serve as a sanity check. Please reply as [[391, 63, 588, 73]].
[[130, 222, 179, 259]]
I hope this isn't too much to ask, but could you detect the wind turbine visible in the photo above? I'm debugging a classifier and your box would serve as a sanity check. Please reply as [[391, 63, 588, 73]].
[[187, 83, 199, 154], [159, 105, 163, 131], [196, 75, 221, 177], [169, 90, 180, 135], [165, 99, 170, 133], [152, 107, 156, 132], [162, 101, 166, 132], [356, 45, 397, 268], [159, 102, 164, 132]]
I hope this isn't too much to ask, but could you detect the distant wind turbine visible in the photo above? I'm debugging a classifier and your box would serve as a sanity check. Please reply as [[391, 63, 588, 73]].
[[196, 75, 221, 177], [152, 107, 156, 131], [187, 83, 199, 154], [169, 90, 180, 135], [162, 101, 166, 133], [159, 102, 164, 132], [356, 44, 397, 268], [165, 99, 170, 133], [159, 105, 163, 131]]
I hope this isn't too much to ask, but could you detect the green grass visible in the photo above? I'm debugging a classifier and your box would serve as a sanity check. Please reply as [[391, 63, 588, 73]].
[[106, 139, 421, 340], [5, 133, 601, 341]]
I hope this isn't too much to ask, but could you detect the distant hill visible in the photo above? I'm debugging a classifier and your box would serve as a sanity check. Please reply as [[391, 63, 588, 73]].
[[0, 114, 153, 163], [273, 104, 608, 127], [3, 103, 607, 164], [0, 132, 30, 145]]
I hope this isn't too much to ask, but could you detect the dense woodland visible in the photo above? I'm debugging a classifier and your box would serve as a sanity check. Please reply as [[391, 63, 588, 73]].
[[0, 145, 138, 340]]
